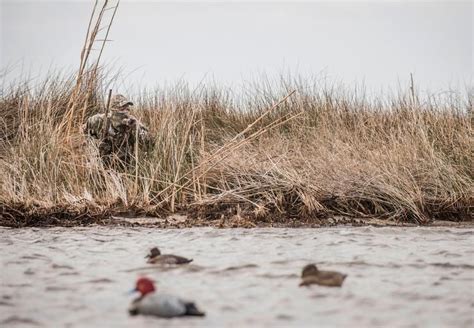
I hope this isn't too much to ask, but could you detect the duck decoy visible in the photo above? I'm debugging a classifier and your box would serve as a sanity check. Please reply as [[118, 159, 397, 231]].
[[129, 277, 205, 318], [145, 247, 193, 265], [299, 264, 347, 287]]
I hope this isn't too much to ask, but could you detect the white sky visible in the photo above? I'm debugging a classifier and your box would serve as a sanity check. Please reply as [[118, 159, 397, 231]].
[[1, 1, 472, 93]]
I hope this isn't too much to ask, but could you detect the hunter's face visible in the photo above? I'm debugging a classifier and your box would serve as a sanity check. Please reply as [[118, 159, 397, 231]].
[[120, 103, 132, 111]]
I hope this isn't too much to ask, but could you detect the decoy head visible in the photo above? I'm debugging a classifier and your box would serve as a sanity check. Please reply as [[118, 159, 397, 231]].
[[134, 277, 156, 296], [301, 264, 319, 278], [145, 247, 161, 259]]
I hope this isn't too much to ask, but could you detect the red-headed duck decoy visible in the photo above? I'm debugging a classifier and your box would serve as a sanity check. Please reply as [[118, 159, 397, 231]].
[[129, 277, 205, 318]]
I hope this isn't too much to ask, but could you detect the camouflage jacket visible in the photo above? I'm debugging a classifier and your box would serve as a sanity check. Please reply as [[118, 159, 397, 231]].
[[84, 111, 153, 150]]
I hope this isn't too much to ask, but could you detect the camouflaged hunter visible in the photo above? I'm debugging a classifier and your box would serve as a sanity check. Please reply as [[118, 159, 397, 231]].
[[84, 94, 153, 165]]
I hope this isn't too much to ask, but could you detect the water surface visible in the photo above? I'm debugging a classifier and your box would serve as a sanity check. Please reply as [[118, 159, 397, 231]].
[[1, 227, 473, 327]]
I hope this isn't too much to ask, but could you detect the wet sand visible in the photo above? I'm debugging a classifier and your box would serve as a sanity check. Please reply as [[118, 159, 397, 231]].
[[1, 227, 473, 327]]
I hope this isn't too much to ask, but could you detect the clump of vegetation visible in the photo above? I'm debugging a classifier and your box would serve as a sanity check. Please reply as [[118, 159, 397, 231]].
[[0, 70, 472, 227]]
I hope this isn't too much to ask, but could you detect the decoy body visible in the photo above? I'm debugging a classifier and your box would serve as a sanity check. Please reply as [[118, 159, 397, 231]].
[[129, 277, 205, 318], [145, 247, 193, 265], [299, 264, 347, 287]]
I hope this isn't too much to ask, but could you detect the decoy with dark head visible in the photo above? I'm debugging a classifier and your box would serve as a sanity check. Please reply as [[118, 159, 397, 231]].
[[129, 277, 205, 318], [145, 247, 193, 265], [299, 264, 347, 287]]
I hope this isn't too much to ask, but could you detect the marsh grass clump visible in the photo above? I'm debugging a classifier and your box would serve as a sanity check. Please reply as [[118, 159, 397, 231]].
[[0, 72, 472, 226]]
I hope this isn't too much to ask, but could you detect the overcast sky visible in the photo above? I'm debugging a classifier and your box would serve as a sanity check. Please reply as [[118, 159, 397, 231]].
[[1, 1, 472, 94]]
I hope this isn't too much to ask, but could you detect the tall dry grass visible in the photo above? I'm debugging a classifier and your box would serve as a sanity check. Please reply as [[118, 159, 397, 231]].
[[0, 72, 472, 225]]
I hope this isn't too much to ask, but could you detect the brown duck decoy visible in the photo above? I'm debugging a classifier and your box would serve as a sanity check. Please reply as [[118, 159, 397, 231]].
[[145, 247, 193, 265], [299, 264, 347, 287]]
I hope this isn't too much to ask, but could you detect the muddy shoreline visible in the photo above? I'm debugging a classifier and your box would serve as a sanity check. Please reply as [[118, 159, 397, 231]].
[[1, 204, 472, 228]]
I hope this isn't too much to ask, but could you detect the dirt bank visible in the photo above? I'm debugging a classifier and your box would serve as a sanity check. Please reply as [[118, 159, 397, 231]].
[[1, 203, 472, 228]]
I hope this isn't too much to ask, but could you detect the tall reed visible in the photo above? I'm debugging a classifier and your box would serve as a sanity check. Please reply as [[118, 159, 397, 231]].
[[0, 72, 472, 225]]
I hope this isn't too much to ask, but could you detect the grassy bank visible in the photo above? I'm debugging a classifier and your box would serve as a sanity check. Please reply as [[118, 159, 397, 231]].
[[0, 72, 472, 227]]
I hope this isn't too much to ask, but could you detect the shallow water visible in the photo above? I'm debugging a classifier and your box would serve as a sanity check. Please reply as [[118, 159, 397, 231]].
[[1, 227, 473, 327]]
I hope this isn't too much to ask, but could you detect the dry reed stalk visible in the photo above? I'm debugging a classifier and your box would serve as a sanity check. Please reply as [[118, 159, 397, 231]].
[[134, 121, 139, 196], [78, 0, 99, 85], [64, 0, 119, 136], [169, 110, 196, 212], [150, 90, 296, 205], [102, 89, 113, 139]]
